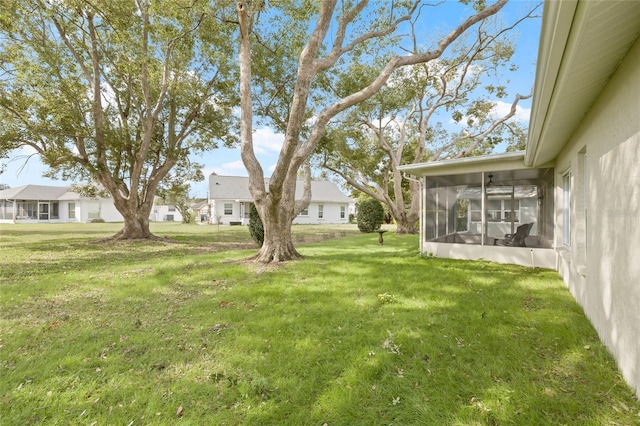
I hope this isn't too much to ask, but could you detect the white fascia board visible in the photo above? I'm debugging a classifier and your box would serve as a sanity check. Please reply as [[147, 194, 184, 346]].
[[525, 0, 578, 167], [399, 152, 526, 177]]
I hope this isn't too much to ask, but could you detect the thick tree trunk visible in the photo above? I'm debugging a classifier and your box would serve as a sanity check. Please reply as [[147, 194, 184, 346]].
[[251, 197, 302, 263], [113, 215, 154, 240], [253, 217, 302, 263], [108, 196, 157, 240], [395, 216, 418, 234], [394, 180, 420, 234]]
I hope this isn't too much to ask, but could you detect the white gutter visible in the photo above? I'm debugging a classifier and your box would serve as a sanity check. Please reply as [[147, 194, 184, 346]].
[[525, 0, 578, 167], [399, 151, 525, 177]]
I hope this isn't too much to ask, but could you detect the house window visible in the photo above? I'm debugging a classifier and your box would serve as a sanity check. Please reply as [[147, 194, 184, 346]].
[[224, 203, 233, 215], [470, 199, 520, 223], [17, 201, 37, 219], [38, 202, 49, 220], [298, 208, 309, 216], [68, 202, 76, 219], [562, 171, 572, 247], [0, 200, 14, 220], [340, 205, 346, 219], [168, 206, 176, 212], [51, 202, 59, 219], [318, 204, 324, 219]]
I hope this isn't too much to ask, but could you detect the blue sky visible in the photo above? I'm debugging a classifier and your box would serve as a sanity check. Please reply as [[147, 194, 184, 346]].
[[0, 1, 542, 199]]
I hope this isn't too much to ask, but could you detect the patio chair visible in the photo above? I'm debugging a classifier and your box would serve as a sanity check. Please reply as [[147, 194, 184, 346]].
[[495, 222, 534, 247]]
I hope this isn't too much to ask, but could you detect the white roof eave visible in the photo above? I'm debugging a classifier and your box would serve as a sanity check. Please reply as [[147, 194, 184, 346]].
[[399, 152, 526, 177], [525, 0, 578, 167]]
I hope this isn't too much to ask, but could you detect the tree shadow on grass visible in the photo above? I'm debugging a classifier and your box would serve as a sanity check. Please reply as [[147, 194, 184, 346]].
[[1, 233, 638, 425]]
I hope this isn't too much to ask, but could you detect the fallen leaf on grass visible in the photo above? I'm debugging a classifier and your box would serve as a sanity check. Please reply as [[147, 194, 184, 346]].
[[544, 388, 555, 397], [176, 406, 184, 417]]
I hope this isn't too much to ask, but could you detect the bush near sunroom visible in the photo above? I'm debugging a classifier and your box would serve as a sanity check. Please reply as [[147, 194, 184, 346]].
[[248, 204, 264, 247], [356, 198, 384, 233]]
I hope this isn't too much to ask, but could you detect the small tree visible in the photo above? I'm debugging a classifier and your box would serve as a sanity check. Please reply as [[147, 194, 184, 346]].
[[249, 204, 264, 247], [357, 198, 384, 233], [156, 161, 203, 224]]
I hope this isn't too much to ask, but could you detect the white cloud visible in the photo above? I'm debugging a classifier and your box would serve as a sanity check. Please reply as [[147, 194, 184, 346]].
[[200, 166, 219, 177], [1, 146, 61, 188], [448, 100, 532, 128], [253, 127, 284, 154], [213, 160, 247, 176], [491, 100, 531, 122], [221, 160, 246, 171]]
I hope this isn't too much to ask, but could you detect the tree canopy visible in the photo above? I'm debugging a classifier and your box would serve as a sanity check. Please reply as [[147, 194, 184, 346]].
[[318, 4, 539, 233], [0, 0, 238, 238], [236, 0, 532, 261]]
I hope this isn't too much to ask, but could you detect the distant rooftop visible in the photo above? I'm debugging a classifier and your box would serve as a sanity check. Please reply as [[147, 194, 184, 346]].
[[209, 175, 352, 203], [0, 185, 73, 200]]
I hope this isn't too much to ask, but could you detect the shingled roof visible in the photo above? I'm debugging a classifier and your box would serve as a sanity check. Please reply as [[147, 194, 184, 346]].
[[0, 185, 73, 200], [209, 175, 352, 203]]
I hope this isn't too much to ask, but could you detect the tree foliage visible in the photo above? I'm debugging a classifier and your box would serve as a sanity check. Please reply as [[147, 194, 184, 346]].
[[236, 0, 514, 262], [0, 0, 237, 239], [156, 159, 203, 224], [319, 2, 540, 234], [356, 198, 384, 233]]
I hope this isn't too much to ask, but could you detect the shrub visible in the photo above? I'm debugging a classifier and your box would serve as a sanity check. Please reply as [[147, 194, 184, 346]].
[[90, 218, 105, 223], [356, 198, 384, 233], [248, 204, 264, 247]]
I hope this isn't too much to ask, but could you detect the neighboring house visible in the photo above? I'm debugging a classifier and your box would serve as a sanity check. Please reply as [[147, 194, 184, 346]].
[[400, 1, 640, 397], [208, 174, 353, 225], [150, 203, 183, 222], [0, 185, 123, 223], [190, 200, 210, 223]]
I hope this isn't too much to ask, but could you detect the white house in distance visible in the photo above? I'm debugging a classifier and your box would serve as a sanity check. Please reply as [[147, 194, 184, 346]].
[[150, 203, 183, 222], [0, 185, 189, 224], [190, 200, 210, 223], [400, 1, 640, 397], [0, 185, 123, 223], [208, 174, 353, 225]]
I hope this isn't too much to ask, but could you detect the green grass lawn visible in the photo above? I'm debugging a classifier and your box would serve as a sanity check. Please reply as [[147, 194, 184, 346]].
[[1, 223, 638, 425]]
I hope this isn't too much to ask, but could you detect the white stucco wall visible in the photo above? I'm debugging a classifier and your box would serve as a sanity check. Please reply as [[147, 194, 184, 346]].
[[293, 202, 349, 225], [78, 199, 123, 222], [553, 39, 640, 397], [211, 200, 249, 224], [210, 200, 350, 225], [151, 205, 183, 222]]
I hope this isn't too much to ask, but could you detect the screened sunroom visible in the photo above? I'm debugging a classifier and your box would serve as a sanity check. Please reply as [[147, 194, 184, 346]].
[[400, 152, 557, 268]]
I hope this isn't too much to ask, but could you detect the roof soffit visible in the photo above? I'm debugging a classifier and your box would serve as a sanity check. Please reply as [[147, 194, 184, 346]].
[[526, 0, 640, 167]]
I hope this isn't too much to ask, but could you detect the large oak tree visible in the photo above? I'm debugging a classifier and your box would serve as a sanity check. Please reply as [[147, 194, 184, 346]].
[[236, 0, 516, 262], [0, 0, 237, 239], [319, 5, 538, 233]]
